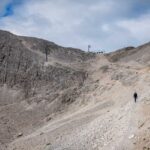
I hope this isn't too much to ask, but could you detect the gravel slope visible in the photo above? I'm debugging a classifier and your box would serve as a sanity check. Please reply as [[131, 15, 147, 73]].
[[6, 55, 150, 150]]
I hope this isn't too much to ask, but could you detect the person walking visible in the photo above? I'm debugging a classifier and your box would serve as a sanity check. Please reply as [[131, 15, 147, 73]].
[[133, 92, 138, 103]]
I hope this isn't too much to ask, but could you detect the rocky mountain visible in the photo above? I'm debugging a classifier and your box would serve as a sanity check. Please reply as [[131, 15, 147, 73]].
[[106, 43, 150, 64], [0, 30, 150, 150], [0, 30, 94, 93], [0, 30, 95, 148]]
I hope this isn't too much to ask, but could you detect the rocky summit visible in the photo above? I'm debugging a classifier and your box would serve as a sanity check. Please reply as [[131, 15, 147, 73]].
[[0, 30, 150, 150]]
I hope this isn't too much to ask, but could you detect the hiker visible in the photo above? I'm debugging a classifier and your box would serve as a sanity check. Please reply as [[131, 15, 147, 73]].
[[133, 92, 138, 103]]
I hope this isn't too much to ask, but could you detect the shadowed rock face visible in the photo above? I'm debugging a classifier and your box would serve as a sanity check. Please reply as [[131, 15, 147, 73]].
[[0, 30, 95, 97], [0, 30, 95, 145]]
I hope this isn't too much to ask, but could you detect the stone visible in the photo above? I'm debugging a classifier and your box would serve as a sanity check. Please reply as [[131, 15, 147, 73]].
[[17, 132, 23, 138], [128, 134, 135, 139]]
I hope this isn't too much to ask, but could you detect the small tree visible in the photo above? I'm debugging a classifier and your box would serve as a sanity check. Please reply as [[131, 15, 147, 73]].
[[45, 45, 49, 62]]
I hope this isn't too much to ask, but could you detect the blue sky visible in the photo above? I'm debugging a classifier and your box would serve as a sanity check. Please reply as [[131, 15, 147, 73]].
[[0, 0, 150, 52]]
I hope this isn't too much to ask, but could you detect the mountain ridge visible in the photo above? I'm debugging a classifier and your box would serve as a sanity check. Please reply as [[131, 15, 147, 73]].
[[0, 30, 150, 150]]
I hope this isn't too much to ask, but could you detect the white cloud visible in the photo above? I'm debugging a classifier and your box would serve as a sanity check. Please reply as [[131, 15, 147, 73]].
[[117, 13, 150, 42], [0, 0, 150, 52]]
